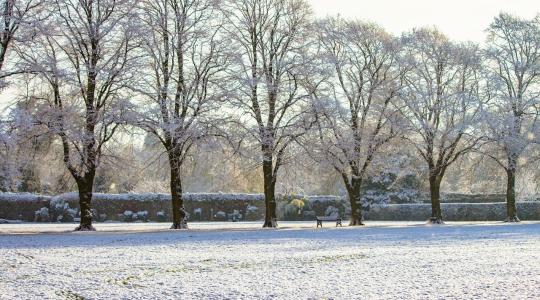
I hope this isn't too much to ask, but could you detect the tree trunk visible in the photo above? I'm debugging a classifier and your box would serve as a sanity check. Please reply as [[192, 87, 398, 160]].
[[428, 174, 443, 224], [505, 168, 520, 222], [170, 161, 188, 229], [74, 177, 96, 231], [0, 27, 10, 73], [262, 157, 277, 228], [347, 177, 364, 226], [0, 44, 7, 72]]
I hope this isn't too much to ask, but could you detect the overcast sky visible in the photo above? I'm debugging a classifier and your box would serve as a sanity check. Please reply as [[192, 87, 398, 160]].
[[309, 0, 540, 43], [1, 1, 538, 106]]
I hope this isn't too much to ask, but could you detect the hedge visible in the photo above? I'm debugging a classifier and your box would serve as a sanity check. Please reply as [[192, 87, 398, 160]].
[[0, 192, 539, 222]]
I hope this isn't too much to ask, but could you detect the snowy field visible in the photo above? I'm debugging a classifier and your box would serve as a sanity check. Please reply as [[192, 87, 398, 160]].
[[1, 221, 539, 299]]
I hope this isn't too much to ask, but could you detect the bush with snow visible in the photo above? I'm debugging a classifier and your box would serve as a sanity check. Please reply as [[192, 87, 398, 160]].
[[214, 211, 227, 221], [34, 207, 49, 222], [229, 210, 242, 222], [118, 210, 150, 222], [121, 210, 134, 222], [156, 211, 167, 222], [244, 205, 260, 221], [137, 211, 149, 222], [192, 208, 202, 221], [277, 197, 310, 221], [325, 206, 339, 217], [98, 214, 108, 222], [2, 192, 540, 222], [50, 200, 78, 222]]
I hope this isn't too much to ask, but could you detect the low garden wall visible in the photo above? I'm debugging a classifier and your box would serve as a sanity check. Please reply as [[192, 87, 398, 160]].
[[0, 192, 539, 222]]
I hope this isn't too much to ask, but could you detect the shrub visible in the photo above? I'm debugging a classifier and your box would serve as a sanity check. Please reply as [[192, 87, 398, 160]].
[[34, 207, 49, 222], [50, 200, 78, 222], [136, 211, 149, 222], [279, 198, 307, 221], [302, 210, 316, 220], [325, 206, 339, 217], [228, 210, 242, 222], [156, 211, 167, 222], [214, 211, 227, 221], [245, 205, 260, 221]]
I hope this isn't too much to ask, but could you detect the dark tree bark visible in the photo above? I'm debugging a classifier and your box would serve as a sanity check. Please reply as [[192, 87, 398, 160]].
[[0, 35, 10, 71], [74, 175, 96, 231], [428, 173, 443, 224], [505, 167, 520, 222], [347, 176, 364, 226], [262, 154, 277, 228], [169, 152, 188, 229], [0, 0, 17, 74], [71, 40, 99, 230]]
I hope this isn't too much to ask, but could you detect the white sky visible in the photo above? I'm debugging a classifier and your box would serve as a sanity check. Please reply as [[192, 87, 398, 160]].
[[309, 0, 540, 43], [1, 1, 538, 105]]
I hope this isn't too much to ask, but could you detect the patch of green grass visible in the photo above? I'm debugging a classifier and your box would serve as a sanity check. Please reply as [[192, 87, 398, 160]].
[[308, 253, 367, 264], [107, 275, 145, 288], [56, 290, 86, 300]]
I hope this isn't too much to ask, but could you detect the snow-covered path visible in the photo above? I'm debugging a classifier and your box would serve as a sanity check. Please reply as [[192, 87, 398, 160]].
[[1, 221, 539, 299]]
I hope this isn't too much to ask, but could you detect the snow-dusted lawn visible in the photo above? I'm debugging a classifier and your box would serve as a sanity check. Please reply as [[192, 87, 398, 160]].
[[1, 221, 539, 299]]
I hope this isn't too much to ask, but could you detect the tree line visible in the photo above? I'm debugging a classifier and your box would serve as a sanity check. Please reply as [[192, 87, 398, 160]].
[[0, 0, 539, 230]]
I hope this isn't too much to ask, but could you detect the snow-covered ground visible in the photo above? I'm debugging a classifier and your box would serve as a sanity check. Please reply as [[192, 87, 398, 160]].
[[1, 221, 539, 299]]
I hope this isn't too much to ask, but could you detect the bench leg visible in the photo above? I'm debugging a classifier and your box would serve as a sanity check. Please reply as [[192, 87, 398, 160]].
[[336, 219, 342, 227], [317, 220, 322, 228]]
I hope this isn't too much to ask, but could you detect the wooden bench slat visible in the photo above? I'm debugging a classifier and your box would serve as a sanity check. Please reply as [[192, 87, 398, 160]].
[[316, 216, 343, 228], [316, 216, 339, 221]]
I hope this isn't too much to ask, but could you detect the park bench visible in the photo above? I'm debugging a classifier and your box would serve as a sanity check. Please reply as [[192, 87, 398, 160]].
[[316, 215, 342, 228]]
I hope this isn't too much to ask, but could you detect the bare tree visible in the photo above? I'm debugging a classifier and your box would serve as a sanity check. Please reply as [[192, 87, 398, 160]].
[[308, 17, 404, 225], [133, 0, 227, 229], [17, 0, 139, 230], [399, 28, 483, 223], [0, 0, 43, 79], [224, 0, 312, 227], [482, 13, 540, 222]]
